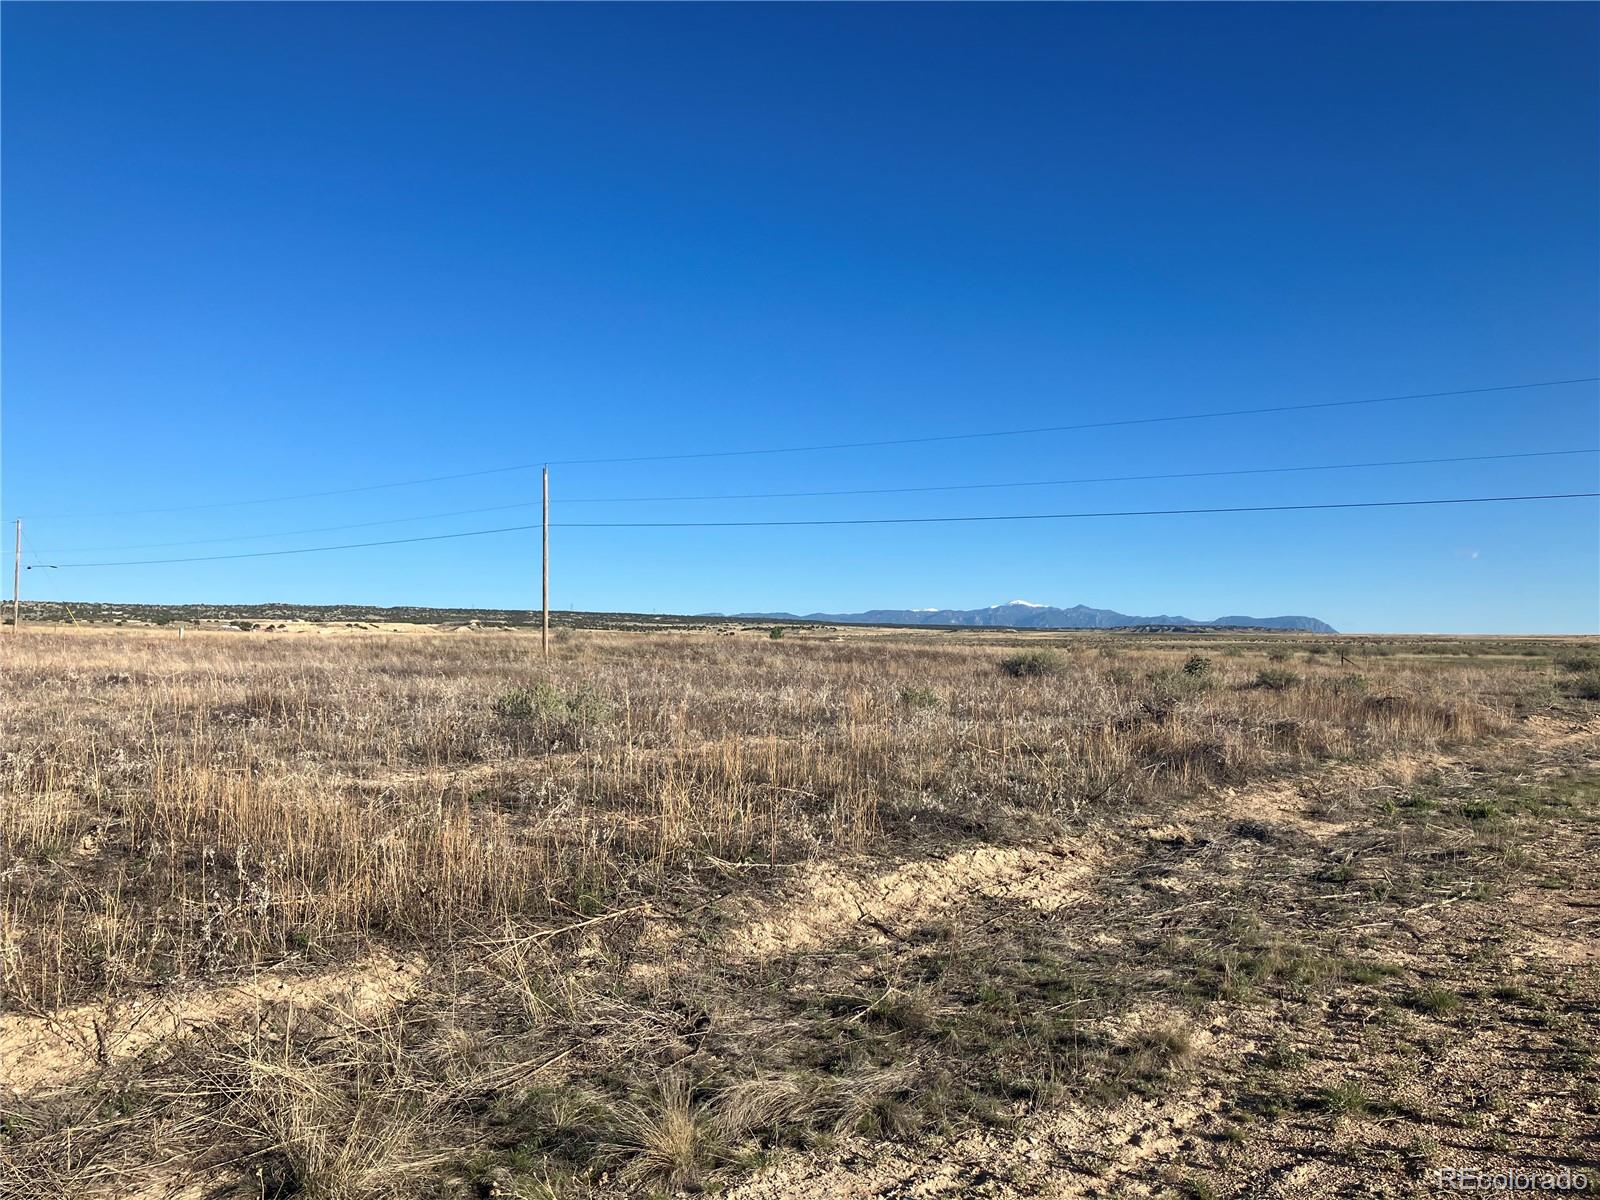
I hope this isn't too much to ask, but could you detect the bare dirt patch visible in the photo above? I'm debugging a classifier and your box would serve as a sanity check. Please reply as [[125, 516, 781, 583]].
[[1, 952, 424, 1096], [723, 842, 1102, 961]]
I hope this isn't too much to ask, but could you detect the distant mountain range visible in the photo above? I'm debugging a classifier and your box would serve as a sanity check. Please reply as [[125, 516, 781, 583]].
[[731, 600, 1336, 633]]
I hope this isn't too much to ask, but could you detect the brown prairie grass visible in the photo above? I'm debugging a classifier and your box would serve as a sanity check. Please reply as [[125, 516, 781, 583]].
[[1, 624, 1588, 1199], [2, 628, 1512, 1009]]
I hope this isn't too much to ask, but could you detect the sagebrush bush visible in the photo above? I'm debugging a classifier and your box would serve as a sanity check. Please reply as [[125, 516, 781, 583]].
[[1328, 673, 1369, 696], [999, 650, 1064, 679], [1255, 667, 1299, 691], [495, 681, 612, 723], [1183, 655, 1211, 677], [495, 682, 561, 719], [1559, 668, 1600, 701], [1151, 669, 1212, 704], [899, 685, 941, 711]]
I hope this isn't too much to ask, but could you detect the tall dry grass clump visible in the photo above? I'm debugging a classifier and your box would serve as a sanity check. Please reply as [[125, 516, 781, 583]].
[[1, 628, 1526, 1009]]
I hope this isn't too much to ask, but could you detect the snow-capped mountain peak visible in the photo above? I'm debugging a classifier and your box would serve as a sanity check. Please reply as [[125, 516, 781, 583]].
[[732, 602, 1336, 633]]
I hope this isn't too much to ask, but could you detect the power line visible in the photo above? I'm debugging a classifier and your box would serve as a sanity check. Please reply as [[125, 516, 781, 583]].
[[28, 492, 1598, 568], [10, 375, 1595, 520], [546, 377, 1599, 467], [554, 493, 1599, 528], [9, 464, 544, 522], [44, 501, 538, 554], [37, 447, 1597, 555], [558, 448, 1598, 504], [30, 524, 537, 568]]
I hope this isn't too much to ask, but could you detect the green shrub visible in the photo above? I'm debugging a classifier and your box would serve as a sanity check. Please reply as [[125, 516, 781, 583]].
[[495, 683, 557, 719], [1559, 668, 1600, 701], [495, 682, 612, 723], [769, 627, 785, 640], [1329, 673, 1369, 696], [999, 650, 1064, 679], [1255, 667, 1299, 691], [899, 685, 941, 711], [1152, 669, 1212, 704], [1556, 653, 1599, 675], [1182, 654, 1212, 677]]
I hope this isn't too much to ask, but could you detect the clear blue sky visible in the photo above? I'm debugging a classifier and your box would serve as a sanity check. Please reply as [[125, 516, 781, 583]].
[[3, 3, 1596, 633]]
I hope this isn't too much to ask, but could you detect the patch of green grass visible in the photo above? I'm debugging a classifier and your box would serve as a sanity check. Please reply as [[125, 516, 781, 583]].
[[1267, 1045, 1310, 1075], [1180, 934, 1352, 1002], [1320, 1080, 1371, 1115], [854, 1092, 919, 1138], [1179, 1178, 1219, 1200], [1344, 959, 1404, 985], [1407, 987, 1462, 1016]]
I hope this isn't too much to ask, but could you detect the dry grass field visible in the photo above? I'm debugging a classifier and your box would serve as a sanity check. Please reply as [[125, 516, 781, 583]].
[[2, 623, 1597, 1199]]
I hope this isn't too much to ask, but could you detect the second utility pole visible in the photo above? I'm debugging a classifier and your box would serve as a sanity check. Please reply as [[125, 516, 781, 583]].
[[541, 466, 549, 658], [11, 520, 19, 634]]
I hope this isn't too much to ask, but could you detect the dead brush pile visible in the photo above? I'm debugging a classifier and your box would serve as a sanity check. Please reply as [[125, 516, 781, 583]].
[[0, 626, 1570, 1197]]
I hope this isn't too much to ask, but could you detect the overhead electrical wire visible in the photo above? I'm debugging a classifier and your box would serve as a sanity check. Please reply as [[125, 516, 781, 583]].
[[545, 378, 1600, 467], [34, 447, 1598, 555], [9, 375, 1595, 520], [558, 492, 1599, 528], [7, 463, 545, 522], [27, 492, 1599, 569], [558, 448, 1598, 504], [43, 500, 538, 554], [30, 524, 538, 568]]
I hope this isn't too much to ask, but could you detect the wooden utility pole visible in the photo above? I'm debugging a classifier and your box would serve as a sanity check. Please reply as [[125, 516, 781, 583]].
[[541, 466, 550, 658], [11, 520, 19, 634]]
